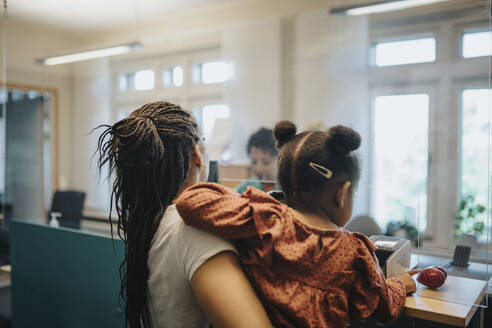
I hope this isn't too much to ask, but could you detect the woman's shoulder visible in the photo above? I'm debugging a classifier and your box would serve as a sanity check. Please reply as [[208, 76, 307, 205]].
[[150, 205, 181, 247], [151, 204, 237, 258], [155, 204, 238, 280]]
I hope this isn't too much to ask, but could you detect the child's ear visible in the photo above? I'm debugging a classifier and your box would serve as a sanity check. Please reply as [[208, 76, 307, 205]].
[[192, 144, 204, 168], [336, 181, 351, 208]]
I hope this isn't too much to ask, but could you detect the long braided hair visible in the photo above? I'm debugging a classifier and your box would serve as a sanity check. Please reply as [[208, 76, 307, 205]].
[[96, 101, 200, 327]]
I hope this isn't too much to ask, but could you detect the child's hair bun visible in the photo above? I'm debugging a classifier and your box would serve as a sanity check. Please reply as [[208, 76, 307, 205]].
[[326, 125, 361, 155], [274, 121, 297, 148]]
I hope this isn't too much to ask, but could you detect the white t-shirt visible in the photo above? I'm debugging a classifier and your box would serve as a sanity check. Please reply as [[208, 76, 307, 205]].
[[147, 204, 237, 328]]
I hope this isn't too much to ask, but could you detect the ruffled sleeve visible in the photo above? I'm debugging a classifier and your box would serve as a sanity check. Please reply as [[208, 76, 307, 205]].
[[348, 233, 406, 323], [175, 182, 283, 240]]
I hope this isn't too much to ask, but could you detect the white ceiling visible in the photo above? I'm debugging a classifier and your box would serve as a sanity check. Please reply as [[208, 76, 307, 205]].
[[8, 0, 485, 34], [8, 0, 250, 32]]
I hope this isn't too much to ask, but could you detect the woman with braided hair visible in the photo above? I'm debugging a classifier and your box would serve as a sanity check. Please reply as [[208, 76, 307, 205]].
[[176, 121, 419, 328], [96, 101, 272, 328]]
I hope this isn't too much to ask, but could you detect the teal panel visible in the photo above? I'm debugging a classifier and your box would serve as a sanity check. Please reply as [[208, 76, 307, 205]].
[[9, 220, 125, 328]]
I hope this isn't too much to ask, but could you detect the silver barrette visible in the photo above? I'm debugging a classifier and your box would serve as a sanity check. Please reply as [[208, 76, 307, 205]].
[[309, 162, 333, 180]]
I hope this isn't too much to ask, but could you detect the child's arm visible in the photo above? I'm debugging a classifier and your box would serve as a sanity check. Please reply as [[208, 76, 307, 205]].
[[349, 234, 407, 323], [176, 182, 281, 240]]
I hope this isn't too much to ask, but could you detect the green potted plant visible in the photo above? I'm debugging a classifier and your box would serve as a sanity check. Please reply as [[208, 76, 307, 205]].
[[455, 194, 486, 248]]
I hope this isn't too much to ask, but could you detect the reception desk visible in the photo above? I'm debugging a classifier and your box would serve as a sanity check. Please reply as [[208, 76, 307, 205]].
[[9, 220, 124, 327], [404, 275, 487, 327], [12, 218, 488, 327]]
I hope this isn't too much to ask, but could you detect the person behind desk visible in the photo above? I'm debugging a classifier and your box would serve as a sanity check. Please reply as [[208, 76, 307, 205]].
[[96, 101, 272, 328], [236, 127, 279, 194], [177, 121, 419, 328]]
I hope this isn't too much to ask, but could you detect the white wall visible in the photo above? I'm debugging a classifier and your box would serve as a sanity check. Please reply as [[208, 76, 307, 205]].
[[222, 17, 282, 161], [72, 59, 112, 211], [75, 0, 341, 49], [294, 11, 370, 215]]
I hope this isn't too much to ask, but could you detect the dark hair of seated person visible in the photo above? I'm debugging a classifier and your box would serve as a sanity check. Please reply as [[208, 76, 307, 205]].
[[95, 101, 201, 328]]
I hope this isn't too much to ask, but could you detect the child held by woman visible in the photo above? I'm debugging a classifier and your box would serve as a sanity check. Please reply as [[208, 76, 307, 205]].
[[176, 121, 417, 328]]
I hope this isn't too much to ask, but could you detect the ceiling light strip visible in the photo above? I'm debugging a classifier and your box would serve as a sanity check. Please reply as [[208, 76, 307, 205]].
[[330, 0, 451, 16], [37, 42, 142, 66]]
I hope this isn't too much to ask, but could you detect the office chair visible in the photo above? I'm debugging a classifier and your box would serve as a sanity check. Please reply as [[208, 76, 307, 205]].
[[47, 190, 86, 229], [345, 215, 383, 237], [207, 160, 219, 183]]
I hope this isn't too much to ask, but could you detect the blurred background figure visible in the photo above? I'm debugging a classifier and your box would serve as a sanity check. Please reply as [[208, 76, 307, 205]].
[[236, 127, 278, 194]]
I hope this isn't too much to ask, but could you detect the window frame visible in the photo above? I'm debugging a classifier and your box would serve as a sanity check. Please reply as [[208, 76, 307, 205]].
[[161, 65, 184, 88], [118, 68, 156, 92], [368, 14, 491, 250], [460, 28, 492, 59], [371, 34, 438, 67], [191, 58, 232, 85], [369, 84, 436, 236], [188, 96, 226, 127], [455, 79, 491, 247], [111, 47, 224, 122]]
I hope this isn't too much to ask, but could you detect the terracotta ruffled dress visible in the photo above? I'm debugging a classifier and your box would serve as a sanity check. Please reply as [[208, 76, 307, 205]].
[[176, 183, 406, 328]]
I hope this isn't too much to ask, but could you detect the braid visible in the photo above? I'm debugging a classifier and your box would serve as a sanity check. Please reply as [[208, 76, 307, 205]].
[[96, 101, 199, 328]]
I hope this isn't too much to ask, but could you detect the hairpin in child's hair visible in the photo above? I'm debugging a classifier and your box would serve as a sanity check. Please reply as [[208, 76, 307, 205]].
[[309, 162, 332, 179]]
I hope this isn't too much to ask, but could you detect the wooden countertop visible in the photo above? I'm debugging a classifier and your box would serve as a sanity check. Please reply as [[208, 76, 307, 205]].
[[404, 275, 487, 327]]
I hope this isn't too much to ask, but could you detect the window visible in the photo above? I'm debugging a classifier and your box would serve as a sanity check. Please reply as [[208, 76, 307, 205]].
[[462, 31, 492, 58], [192, 60, 232, 84], [162, 66, 184, 87], [193, 104, 230, 140], [375, 37, 436, 67], [119, 69, 155, 91], [460, 89, 491, 240], [369, 8, 491, 251], [372, 94, 429, 231], [134, 70, 155, 90]]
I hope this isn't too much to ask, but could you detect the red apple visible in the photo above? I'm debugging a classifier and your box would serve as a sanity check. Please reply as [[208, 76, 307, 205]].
[[431, 265, 447, 279], [417, 267, 446, 289]]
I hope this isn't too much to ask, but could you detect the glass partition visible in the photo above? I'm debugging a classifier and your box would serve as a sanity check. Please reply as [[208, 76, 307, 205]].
[[101, 0, 492, 316], [208, 0, 491, 310], [0, 88, 54, 225]]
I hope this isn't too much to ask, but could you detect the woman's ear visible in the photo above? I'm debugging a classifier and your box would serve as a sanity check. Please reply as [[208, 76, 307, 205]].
[[336, 181, 351, 208], [192, 144, 204, 168]]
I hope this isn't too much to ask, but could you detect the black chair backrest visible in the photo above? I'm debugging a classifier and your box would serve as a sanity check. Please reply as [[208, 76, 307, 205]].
[[48, 190, 86, 229], [207, 160, 219, 183]]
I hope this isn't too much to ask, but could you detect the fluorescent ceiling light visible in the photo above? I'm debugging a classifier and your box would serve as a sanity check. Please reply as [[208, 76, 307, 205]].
[[37, 42, 142, 66], [330, 0, 450, 16]]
